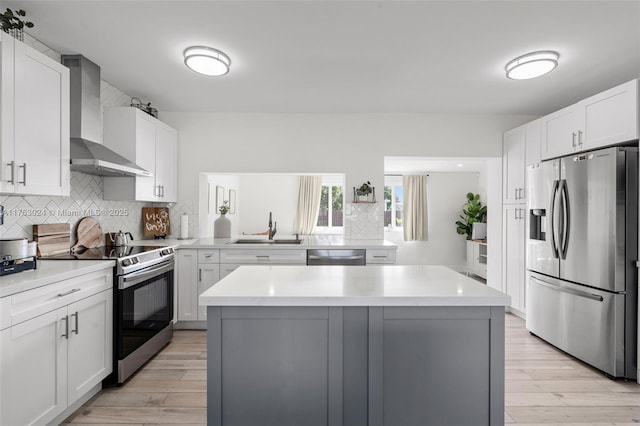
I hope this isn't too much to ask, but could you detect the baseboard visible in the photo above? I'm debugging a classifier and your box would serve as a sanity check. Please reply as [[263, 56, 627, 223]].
[[174, 320, 207, 330]]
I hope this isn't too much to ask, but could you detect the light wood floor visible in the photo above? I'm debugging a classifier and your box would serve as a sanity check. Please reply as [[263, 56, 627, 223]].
[[64, 314, 640, 425]]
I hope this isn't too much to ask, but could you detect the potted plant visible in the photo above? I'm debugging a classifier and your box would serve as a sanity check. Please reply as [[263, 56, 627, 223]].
[[355, 181, 374, 202], [455, 192, 487, 240], [214, 201, 231, 238], [0, 8, 34, 41], [218, 200, 230, 215]]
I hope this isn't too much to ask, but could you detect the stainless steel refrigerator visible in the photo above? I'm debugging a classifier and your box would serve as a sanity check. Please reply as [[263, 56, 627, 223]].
[[526, 146, 638, 379]]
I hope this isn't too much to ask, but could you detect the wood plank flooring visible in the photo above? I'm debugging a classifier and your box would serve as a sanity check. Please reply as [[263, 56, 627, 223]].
[[64, 314, 640, 425]]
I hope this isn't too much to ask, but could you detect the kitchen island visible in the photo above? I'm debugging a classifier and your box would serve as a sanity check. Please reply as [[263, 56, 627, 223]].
[[200, 265, 510, 426]]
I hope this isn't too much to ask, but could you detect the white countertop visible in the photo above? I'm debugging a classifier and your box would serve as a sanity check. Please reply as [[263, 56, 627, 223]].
[[199, 265, 509, 307], [186, 235, 397, 250], [0, 260, 114, 298]]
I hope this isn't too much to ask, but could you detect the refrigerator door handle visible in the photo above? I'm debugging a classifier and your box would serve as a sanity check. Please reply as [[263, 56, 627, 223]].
[[530, 275, 603, 302], [559, 179, 570, 259], [550, 179, 560, 259]]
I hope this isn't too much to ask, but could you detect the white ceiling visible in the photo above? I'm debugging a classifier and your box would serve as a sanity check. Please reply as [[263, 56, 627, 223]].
[[7, 0, 640, 115]]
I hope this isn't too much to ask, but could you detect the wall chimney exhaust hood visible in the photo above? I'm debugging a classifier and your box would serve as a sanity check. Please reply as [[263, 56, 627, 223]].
[[62, 54, 152, 177]]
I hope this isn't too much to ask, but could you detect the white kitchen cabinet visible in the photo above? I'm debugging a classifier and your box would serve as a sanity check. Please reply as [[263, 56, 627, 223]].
[[541, 79, 638, 160], [0, 269, 112, 426], [102, 107, 178, 202], [503, 126, 526, 204], [503, 205, 526, 316], [177, 249, 220, 323], [466, 240, 487, 279], [0, 32, 70, 196], [219, 249, 307, 264], [524, 118, 542, 166], [366, 249, 397, 264]]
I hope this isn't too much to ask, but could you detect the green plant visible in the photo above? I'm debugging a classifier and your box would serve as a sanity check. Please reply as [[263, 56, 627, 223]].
[[356, 181, 373, 196], [0, 8, 34, 33], [219, 200, 229, 215], [455, 192, 487, 240]]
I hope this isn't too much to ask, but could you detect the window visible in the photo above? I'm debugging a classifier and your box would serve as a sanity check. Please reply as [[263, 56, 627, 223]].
[[384, 175, 403, 229], [316, 177, 343, 231]]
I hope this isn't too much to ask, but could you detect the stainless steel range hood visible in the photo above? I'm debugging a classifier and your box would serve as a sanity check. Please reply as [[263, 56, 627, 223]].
[[62, 54, 152, 177]]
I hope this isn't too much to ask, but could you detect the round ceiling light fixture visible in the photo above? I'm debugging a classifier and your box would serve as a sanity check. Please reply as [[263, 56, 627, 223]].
[[183, 46, 231, 76], [505, 51, 559, 80]]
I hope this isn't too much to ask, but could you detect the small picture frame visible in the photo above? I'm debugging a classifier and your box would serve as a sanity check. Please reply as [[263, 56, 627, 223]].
[[229, 189, 236, 214], [215, 185, 225, 211]]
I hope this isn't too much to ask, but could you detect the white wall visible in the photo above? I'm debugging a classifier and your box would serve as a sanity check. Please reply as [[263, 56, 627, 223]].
[[199, 174, 241, 238], [239, 174, 298, 235], [384, 172, 481, 266]]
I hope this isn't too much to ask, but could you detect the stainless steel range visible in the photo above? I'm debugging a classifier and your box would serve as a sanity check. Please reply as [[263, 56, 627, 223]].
[[114, 246, 175, 384]]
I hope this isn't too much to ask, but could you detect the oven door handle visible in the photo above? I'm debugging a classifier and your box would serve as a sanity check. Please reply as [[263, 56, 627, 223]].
[[119, 261, 174, 290]]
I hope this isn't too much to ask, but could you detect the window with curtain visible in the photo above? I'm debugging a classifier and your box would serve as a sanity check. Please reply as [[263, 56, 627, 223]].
[[384, 175, 403, 229], [402, 174, 428, 241], [293, 175, 323, 235]]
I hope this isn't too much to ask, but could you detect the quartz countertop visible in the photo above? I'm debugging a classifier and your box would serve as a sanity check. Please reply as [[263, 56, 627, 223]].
[[185, 235, 397, 250], [0, 260, 114, 298], [199, 265, 509, 307]]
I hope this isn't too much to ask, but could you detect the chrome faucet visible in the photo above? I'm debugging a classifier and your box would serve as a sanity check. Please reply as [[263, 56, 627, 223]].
[[268, 212, 277, 240]]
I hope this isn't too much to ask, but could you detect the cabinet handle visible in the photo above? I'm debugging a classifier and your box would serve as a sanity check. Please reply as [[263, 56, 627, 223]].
[[161, 185, 165, 197], [514, 188, 518, 200], [373, 255, 387, 258], [578, 130, 583, 146], [57, 288, 81, 297], [61, 316, 69, 339], [71, 311, 79, 335], [18, 163, 26, 185], [6, 161, 14, 184], [256, 255, 270, 259], [571, 132, 577, 148], [198, 268, 202, 282]]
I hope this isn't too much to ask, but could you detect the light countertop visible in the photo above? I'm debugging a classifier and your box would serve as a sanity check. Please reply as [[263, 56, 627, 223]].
[[185, 235, 397, 250], [199, 265, 509, 307], [0, 260, 114, 298]]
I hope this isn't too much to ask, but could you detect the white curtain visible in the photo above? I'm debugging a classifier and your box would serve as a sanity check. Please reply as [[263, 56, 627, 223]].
[[402, 175, 428, 241], [294, 175, 323, 234]]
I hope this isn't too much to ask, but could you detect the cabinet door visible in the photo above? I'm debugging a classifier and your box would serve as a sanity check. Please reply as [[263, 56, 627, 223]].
[[220, 263, 241, 280], [524, 119, 542, 166], [155, 123, 178, 202], [503, 126, 525, 203], [134, 113, 157, 201], [67, 289, 113, 404], [0, 308, 67, 426], [0, 33, 15, 194], [581, 79, 638, 150], [177, 250, 198, 321], [197, 264, 220, 320], [541, 104, 581, 160], [503, 205, 525, 313], [13, 39, 69, 196]]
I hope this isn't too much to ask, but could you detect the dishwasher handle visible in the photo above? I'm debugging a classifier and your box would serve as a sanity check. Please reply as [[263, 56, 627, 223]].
[[307, 254, 365, 261]]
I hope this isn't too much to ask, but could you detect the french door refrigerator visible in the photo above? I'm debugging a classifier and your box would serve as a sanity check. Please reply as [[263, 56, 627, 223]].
[[526, 146, 638, 379]]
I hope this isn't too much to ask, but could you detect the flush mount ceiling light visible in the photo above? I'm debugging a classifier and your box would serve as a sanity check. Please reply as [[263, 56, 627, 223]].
[[183, 46, 231, 76], [505, 51, 559, 80]]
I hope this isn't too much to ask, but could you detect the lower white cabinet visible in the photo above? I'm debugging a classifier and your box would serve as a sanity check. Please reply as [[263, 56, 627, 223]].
[[503, 205, 526, 315], [366, 249, 397, 264], [466, 241, 487, 279], [0, 269, 112, 426], [178, 249, 220, 322]]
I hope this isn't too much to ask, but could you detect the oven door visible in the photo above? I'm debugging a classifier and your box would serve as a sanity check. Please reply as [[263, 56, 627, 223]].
[[117, 258, 174, 360]]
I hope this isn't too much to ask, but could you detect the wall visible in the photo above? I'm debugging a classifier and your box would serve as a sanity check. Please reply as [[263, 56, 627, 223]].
[[239, 174, 298, 235], [162, 112, 535, 240], [384, 172, 481, 266], [0, 34, 174, 242], [199, 174, 241, 238]]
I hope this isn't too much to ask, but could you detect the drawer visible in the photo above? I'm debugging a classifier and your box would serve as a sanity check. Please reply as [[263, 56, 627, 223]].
[[219, 263, 242, 280], [366, 249, 397, 264], [220, 249, 306, 265], [0, 269, 112, 330], [198, 249, 219, 264]]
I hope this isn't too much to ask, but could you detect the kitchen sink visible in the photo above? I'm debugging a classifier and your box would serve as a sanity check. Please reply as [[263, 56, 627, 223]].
[[230, 239, 303, 245]]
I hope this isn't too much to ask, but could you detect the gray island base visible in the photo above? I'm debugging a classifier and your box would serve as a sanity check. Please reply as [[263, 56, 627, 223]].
[[200, 265, 510, 426]]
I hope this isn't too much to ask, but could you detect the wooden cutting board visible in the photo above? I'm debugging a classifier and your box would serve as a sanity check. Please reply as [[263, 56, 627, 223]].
[[33, 223, 71, 256], [72, 217, 103, 251]]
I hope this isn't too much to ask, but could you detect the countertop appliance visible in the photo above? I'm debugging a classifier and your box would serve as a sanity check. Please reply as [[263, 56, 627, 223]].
[[44, 244, 175, 383], [307, 249, 366, 265], [526, 146, 638, 379], [0, 238, 37, 275]]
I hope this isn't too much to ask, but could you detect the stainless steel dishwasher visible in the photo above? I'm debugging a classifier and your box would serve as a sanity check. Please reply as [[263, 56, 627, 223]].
[[307, 249, 366, 265]]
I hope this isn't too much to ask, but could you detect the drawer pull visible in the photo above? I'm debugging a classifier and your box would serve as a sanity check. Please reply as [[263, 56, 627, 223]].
[[57, 288, 81, 297], [256, 255, 270, 258], [71, 311, 79, 335], [372, 255, 387, 258], [61, 316, 69, 339]]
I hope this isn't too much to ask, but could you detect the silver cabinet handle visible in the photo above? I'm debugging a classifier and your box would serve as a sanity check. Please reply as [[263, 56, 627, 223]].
[[161, 185, 165, 197], [578, 130, 583, 146], [514, 187, 518, 200], [57, 288, 81, 297], [6, 161, 14, 184], [61, 316, 69, 339], [571, 132, 577, 148], [71, 311, 79, 335], [18, 163, 26, 185], [256, 255, 270, 259], [373, 255, 387, 258], [198, 268, 202, 282], [514, 209, 518, 220]]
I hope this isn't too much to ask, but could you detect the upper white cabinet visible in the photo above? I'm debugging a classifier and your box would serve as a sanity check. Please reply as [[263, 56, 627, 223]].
[[503, 126, 525, 204], [0, 32, 70, 196], [541, 79, 638, 160], [102, 107, 178, 202]]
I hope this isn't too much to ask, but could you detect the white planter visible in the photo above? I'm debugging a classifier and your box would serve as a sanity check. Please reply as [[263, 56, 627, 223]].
[[214, 214, 232, 238]]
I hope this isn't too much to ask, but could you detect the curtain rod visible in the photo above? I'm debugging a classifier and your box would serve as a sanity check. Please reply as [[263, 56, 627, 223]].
[[384, 173, 430, 177]]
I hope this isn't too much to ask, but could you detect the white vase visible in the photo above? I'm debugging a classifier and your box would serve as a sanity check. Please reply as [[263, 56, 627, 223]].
[[214, 214, 231, 238]]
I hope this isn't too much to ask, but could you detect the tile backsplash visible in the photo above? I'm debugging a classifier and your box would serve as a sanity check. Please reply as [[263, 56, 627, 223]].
[[345, 203, 383, 240]]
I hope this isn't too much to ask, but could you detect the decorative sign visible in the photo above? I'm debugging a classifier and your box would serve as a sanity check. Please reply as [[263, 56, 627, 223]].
[[142, 207, 171, 237]]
